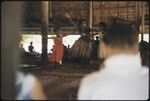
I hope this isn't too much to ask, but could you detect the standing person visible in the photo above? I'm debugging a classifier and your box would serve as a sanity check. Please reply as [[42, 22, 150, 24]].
[[70, 19, 92, 66], [97, 21, 107, 61], [92, 36, 99, 61], [19, 43, 26, 57], [48, 45, 56, 67], [53, 28, 64, 66], [28, 41, 34, 53], [63, 45, 68, 62], [46, 27, 64, 67], [19, 43, 25, 53], [78, 20, 149, 100], [67, 44, 70, 54]]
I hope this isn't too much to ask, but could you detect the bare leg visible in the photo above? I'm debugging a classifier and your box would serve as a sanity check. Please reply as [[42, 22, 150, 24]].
[[59, 61, 62, 65]]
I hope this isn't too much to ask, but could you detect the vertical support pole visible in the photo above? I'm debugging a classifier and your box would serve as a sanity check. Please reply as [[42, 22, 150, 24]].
[[41, 1, 49, 65], [135, 2, 141, 33], [135, 2, 139, 20], [127, 1, 129, 19], [49, 1, 52, 19], [141, 2, 145, 41], [89, 1, 93, 29], [117, 1, 119, 17]]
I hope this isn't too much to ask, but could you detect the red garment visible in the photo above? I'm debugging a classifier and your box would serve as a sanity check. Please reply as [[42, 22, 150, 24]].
[[54, 36, 63, 62]]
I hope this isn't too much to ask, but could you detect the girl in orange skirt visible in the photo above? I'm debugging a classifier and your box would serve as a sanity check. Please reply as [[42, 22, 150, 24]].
[[47, 28, 64, 66], [53, 28, 64, 65]]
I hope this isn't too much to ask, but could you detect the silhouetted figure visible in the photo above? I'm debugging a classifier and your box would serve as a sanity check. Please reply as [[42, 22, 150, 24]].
[[28, 41, 34, 53], [49, 45, 56, 67], [139, 40, 149, 67], [70, 19, 92, 66], [97, 21, 107, 60], [99, 22, 107, 34], [67, 45, 70, 52], [92, 36, 100, 60], [19, 43, 25, 56], [63, 45, 68, 62]]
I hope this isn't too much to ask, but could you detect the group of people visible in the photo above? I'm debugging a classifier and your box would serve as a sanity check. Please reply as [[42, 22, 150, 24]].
[[19, 17, 149, 69], [17, 17, 149, 100], [70, 19, 107, 66], [19, 41, 41, 64], [45, 18, 107, 67], [4, 3, 148, 100], [47, 28, 64, 67]]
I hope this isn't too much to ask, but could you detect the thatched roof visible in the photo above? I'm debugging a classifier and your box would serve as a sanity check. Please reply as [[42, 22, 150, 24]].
[[20, 1, 149, 33]]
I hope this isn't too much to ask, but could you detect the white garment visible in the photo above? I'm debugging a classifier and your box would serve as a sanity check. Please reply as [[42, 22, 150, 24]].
[[78, 53, 149, 100], [16, 72, 37, 100]]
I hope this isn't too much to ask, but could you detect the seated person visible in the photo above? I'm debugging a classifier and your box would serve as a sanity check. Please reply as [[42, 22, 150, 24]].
[[78, 20, 149, 100]]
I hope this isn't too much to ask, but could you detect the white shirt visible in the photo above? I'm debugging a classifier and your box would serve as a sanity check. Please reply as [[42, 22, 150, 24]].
[[16, 72, 36, 100], [78, 53, 149, 100]]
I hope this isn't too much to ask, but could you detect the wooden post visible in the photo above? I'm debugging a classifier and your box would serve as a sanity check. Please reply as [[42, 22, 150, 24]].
[[41, 1, 49, 65], [135, 2, 141, 33], [89, 1, 93, 29], [127, 1, 129, 19], [135, 2, 139, 19], [1, 1, 23, 99], [141, 2, 145, 41], [49, 1, 52, 19], [117, 1, 119, 17]]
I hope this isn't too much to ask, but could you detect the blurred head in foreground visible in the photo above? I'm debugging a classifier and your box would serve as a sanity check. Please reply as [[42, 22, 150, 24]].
[[78, 19, 148, 100], [101, 20, 139, 58]]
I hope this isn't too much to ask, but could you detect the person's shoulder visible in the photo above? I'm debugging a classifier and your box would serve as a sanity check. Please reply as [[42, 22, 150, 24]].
[[18, 72, 37, 85], [26, 73, 37, 81], [81, 71, 101, 85], [140, 66, 149, 75]]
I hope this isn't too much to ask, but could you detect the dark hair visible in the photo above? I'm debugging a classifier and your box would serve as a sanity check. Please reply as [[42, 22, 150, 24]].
[[96, 36, 99, 39], [109, 16, 119, 24], [99, 21, 107, 32], [53, 27, 60, 33], [102, 20, 138, 49], [79, 19, 87, 26], [139, 40, 149, 50], [99, 22, 106, 28]]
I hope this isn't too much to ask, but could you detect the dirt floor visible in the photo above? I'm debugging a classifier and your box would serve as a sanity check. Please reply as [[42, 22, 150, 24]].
[[21, 62, 100, 100]]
